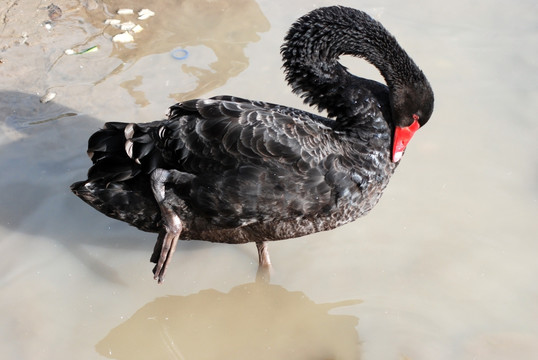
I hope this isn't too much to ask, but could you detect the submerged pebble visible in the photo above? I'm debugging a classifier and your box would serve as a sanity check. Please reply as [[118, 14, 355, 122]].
[[117, 9, 134, 15], [131, 24, 144, 33], [47, 4, 62, 21], [119, 21, 136, 31], [40, 91, 56, 104], [104, 19, 121, 26], [138, 9, 155, 20], [112, 32, 134, 43]]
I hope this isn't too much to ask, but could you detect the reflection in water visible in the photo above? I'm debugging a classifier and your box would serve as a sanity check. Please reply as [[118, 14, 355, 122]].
[[96, 281, 361, 360], [85, 0, 270, 103]]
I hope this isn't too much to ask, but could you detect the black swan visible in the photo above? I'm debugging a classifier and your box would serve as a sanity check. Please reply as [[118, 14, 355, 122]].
[[71, 6, 434, 283]]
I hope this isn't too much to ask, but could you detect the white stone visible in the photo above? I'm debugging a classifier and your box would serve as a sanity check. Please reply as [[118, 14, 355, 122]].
[[112, 32, 134, 43], [137, 9, 155, 20], [117, 9, 134, 15]]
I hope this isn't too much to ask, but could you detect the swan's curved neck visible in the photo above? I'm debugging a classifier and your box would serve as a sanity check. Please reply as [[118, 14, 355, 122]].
[[281, 7, 424, 119]]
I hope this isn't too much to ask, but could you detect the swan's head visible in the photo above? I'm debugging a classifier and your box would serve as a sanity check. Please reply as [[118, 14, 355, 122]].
[[391, 79, 434, 162]]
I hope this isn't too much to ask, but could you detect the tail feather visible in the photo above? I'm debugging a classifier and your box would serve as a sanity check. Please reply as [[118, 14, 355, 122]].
[[86, 156, 141, 182], [71, 178, 160, 232], [71, 121, 167, 231], [84, 122, 165, 182], [88, 126, 126, 161]]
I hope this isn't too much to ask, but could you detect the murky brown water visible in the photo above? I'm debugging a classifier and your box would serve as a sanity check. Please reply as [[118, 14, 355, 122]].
[[1, 0, 537, 359]]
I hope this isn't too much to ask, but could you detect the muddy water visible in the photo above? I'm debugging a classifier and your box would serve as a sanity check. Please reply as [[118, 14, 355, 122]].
[[1, 0, 537, 359]]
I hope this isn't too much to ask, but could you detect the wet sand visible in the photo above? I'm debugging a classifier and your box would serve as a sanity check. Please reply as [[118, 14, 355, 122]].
[[0, 0, 537, 359]]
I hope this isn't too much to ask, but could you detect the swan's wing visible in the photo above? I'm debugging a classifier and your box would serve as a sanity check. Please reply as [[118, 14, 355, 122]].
[[153, 97, 354, 226]]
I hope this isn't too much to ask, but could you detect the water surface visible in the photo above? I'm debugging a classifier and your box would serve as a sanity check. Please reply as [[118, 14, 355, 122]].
[[0, 0, 536, 359]]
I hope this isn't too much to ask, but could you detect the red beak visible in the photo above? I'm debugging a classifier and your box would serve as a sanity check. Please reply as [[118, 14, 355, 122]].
[[392, 117, 420, 162]]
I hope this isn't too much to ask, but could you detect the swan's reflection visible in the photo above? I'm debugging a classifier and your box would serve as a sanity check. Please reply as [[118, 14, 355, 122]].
[[96, 281, 361, 359], [81, 0, 270, 104]]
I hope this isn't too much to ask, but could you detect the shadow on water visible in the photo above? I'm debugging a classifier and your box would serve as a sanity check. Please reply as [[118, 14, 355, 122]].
[[96, 280, 362, 360], [0, 91, 184, 282]]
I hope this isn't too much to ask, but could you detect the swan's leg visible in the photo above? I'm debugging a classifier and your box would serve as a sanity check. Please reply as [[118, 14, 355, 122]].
[[256, 241, 271, 266], [256, 241, 272, 283], [150, 168, 184, 284]]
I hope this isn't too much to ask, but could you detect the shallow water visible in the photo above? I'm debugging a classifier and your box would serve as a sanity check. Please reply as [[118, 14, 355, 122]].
[[1, 0, 537, 359]]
